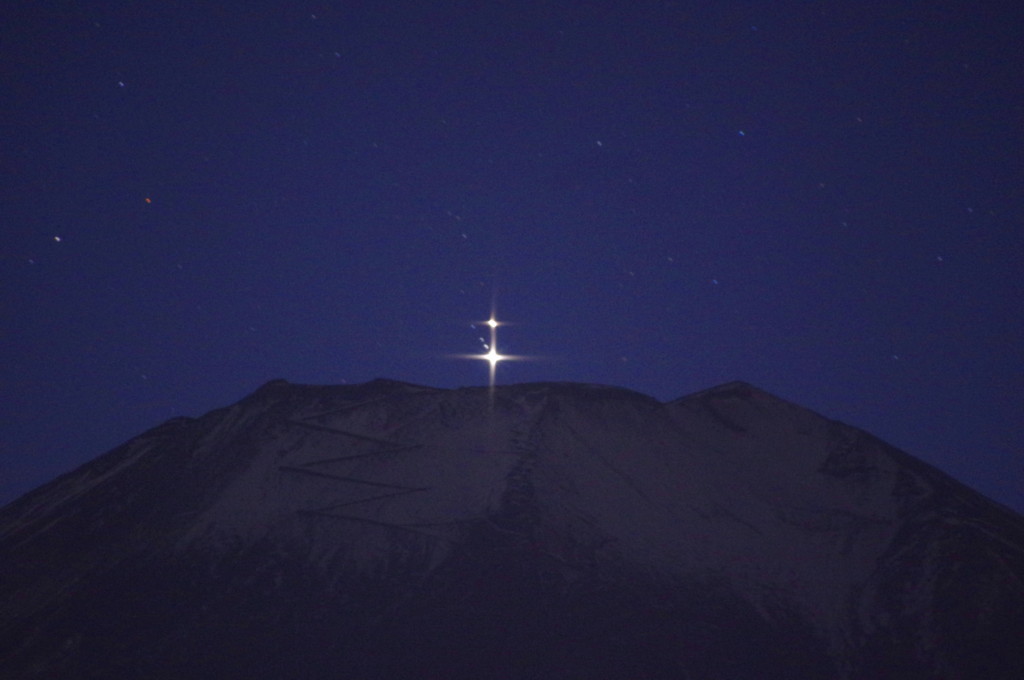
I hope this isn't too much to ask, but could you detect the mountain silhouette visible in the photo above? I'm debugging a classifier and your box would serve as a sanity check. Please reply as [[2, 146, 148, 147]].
[[2, 379, 1021, 678]]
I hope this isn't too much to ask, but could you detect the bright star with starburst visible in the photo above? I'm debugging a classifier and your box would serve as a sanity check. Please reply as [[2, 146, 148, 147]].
[[456, 309, 522, 388]]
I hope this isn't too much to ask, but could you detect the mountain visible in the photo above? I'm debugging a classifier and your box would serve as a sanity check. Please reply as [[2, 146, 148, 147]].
[[1, 379, 1021, 679]]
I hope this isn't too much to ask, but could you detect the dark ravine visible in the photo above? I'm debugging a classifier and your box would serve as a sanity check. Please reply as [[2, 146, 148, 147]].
[[1, 379, 1022, 679]]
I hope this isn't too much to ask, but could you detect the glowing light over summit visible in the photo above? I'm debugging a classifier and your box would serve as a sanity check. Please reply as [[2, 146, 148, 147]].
[[454, 306, 523, 389], [479, 310, 508, 387]]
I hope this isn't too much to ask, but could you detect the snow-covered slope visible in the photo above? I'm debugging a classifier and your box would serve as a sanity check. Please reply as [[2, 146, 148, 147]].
[[1, 379, 1021, 679]]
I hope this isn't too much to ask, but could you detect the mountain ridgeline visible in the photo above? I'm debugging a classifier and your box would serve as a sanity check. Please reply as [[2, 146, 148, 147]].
[[1, 379, 1022, 678]]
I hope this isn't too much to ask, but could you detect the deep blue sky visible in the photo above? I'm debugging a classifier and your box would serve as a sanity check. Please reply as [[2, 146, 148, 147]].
[[3, 1, 1021, 513]]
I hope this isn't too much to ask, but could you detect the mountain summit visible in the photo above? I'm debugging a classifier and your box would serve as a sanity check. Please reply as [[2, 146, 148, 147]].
[[2, 379, 1021, 678]]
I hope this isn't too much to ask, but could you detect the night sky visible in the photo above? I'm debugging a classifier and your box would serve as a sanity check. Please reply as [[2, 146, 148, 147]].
[[3, 1, 1021, 513]]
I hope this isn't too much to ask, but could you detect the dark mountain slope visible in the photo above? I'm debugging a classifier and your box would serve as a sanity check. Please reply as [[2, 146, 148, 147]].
[[1, 379, 1021, 679]]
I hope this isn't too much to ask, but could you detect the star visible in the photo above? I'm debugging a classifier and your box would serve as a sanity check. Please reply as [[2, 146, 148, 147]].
[[478, 312, 507, 388], [455, 307, 522, 389], [481, 346, 504, 387]]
